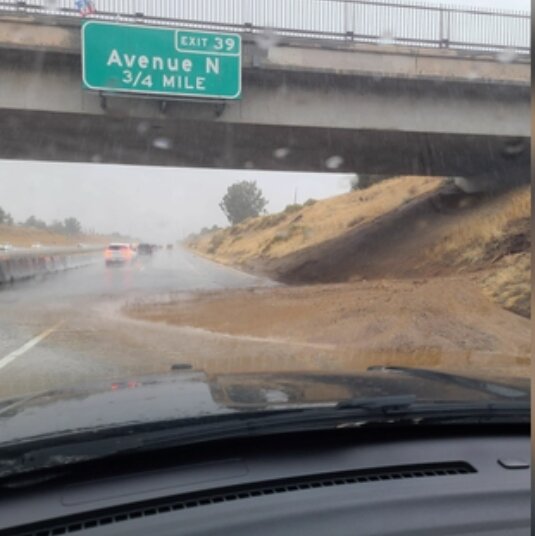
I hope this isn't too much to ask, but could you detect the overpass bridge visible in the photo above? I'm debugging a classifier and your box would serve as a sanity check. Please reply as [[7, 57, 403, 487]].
[[0, 0, 530, 185]]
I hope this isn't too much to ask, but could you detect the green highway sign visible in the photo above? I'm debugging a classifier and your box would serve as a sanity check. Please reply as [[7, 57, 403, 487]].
[[82, 22, 241, 99]]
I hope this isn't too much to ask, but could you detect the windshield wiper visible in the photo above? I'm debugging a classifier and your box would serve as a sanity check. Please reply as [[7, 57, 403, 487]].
[[0, 397, 528, 483], [336, 394, 417, 410], [367, 366, 528, 399]]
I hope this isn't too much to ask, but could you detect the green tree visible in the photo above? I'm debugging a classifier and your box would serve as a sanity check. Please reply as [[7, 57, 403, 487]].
[[49, 220, 65, 234], [63, 217, 82, 235], [24, 216, 48, 229], [0, 207, 13, 225], [219, 181, 268, 225]]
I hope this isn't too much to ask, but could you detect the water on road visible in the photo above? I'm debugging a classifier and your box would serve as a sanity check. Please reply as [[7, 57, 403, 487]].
[[0, 248, 272, 398]]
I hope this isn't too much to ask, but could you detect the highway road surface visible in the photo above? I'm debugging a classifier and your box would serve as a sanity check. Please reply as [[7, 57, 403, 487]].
[[0, 247, 273, 399]]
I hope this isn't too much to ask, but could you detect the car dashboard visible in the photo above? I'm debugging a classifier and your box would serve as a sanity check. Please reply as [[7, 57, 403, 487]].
[[0, 429, 530, 536]]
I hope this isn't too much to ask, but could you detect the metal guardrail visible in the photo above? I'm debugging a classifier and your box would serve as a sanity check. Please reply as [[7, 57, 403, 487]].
[[0, 0, 530, 54]]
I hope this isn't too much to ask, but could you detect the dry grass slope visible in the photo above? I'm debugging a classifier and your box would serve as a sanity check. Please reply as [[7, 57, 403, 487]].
[[0, 225, 120, 247], [188, 180, 530, 317], [189, 176, 443, 265], [425, 186, 530, 317], [427, 186, 530, 267]]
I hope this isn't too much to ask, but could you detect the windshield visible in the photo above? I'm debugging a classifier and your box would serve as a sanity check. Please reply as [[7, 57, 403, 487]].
[[0, 0, 530, 450]]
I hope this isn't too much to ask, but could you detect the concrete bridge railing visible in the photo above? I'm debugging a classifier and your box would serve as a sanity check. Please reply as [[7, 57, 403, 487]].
[[0, 0, 530, 54], [0, 248, 103, 284]]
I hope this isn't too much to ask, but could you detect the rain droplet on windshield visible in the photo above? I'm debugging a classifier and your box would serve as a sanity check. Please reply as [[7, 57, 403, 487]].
[[378, 30, 395, 46], [136, 121, 149, 135], [273, 147, 290, 159], [153, 137, 172, 150], [325, 155, 344, 169], [254, 28, 281, 51], [467, 69, 480, 80], [496, 48, 517, 63], [91, 154, 103, 163], [503, 139, 525, 156]]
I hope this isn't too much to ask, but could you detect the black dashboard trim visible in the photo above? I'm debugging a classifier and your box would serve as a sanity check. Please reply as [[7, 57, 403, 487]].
[[9, 461, 475, 536]]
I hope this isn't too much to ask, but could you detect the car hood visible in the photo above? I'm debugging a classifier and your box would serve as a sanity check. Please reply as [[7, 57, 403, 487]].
[[0, 366, 529, 446]]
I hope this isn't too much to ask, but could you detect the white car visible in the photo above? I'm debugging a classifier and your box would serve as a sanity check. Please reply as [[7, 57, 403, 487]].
[[104, 243, 136, 265]]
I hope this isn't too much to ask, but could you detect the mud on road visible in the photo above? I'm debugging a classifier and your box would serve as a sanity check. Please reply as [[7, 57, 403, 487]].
[[127, 179, 530, 378], [125, 275, 531, 378]]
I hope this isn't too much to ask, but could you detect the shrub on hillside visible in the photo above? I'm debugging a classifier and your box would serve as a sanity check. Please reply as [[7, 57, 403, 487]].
[[255, 213, 287, 230], [283, 204, 302, 215], [208, 233, 225, 254]]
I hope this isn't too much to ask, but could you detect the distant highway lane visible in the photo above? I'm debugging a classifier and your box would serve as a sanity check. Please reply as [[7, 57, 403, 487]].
[[0, 247, 273, 398]]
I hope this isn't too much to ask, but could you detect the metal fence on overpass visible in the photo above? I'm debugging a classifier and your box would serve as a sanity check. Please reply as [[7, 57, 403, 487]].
[[0, 0, 530, 54]]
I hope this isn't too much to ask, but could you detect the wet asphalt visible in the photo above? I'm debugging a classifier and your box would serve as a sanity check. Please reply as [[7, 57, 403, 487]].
[[0, 247, 272, 398]]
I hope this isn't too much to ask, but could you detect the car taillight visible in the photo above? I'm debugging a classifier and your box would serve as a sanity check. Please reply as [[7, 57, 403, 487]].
[[104, 250, 112, 258]]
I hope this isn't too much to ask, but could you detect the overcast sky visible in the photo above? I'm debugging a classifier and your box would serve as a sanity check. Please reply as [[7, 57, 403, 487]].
[[0, 160, 350, 241]]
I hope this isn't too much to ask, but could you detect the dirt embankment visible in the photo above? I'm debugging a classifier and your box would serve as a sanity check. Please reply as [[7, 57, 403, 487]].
[[188, 176, 442, 271], [188, 178, 530, 318], [126, 177, 530, 377], [0, 225, 120, 248]]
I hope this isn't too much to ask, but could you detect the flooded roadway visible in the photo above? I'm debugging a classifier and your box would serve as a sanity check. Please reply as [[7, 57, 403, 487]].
[[0, 247, 274, 398], [1, 246, 530, 400]]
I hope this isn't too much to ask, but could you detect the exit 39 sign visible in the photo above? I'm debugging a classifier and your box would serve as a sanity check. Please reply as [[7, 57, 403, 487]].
[[82, 22, 242, 99]]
